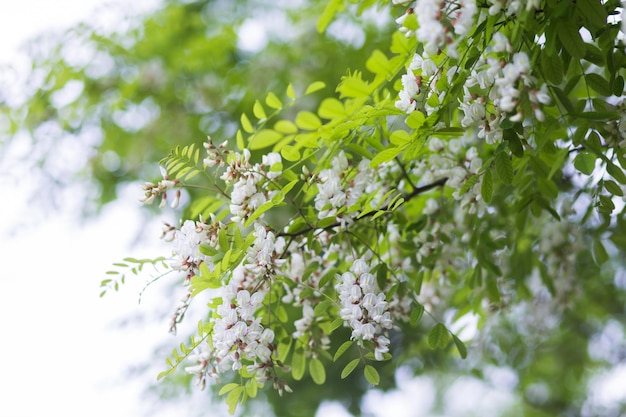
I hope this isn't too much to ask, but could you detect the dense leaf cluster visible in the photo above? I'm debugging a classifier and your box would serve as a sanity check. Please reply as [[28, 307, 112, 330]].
[[5, 0, 626, 416]]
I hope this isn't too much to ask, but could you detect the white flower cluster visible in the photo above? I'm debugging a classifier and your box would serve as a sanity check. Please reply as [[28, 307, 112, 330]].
[[213, 290, 273, 372], [336, 257, 393, 360], [217, 149, 282, 224], [185, 285, 278, 387], [413, 136, 484, 213], [536, 217, 583, 306], [314, 152, 388, 222], [487, 0, 541, 16], [394, 2, 548, 131], [462, 44, 550, 143], [246, 223, 287, 278], [140, 166, 180, 208], [395, 50, 458, 115], [186, 225, 290, 388], [166, 215, 223, 277]]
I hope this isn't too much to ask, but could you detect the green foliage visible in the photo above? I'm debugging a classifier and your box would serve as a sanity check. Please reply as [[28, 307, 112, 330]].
[[8, 0, 626, 416]]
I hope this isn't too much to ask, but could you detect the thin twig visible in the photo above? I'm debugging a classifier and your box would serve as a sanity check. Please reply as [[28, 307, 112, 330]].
[[278, 177, 448, 238]]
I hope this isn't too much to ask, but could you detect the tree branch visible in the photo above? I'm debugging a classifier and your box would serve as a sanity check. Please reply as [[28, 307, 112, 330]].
[[277, 177, 448, 238]]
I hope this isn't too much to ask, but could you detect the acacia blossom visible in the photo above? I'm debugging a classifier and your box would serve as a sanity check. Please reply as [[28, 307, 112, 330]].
[[336, 257, 394, 361]]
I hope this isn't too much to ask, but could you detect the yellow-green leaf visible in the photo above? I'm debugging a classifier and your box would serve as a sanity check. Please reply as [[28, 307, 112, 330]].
[[371, 147, 402, 167], [236, 129, 245, 151], [428, 323, 451, 349], [390, 130, 410, 146], [265, 92, 282, 110], [309, 358, 326, 385], [292, 348, 306, 380], [253, 100, 267, 120], [341, 358, 359, 379], [281, 145, 300, 161], [295, 111, 322, 130], [286, 83, 296, 100], [318, 97, 346, 119], [317, 0, 344, 33], [305, 81, 326, 95], [481, 169, 493, 204], [364, 365, 380, 385], [218, 383, 240, 396], [365, 49, 392, 76], [248, 129, 283, 150], [274, 120, 298, 134], [406, 111, 425, 129], [240, 113, 254, 133], [333, 340, 353, 362]]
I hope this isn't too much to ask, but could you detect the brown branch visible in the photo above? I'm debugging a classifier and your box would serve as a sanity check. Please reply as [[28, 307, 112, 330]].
[[277, 177, 448, 238]]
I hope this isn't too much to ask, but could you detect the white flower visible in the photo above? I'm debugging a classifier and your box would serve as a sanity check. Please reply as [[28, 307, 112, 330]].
[[401, 69, 419, 96], [454, 0, 477, 36], [492, 32, 512, 53], [374, 336, 390, 360], [395, 90, 417, 113]]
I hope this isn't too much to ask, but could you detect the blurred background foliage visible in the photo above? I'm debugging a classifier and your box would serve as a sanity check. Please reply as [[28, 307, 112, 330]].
[[2, 1, 626, 416], [1, 0, 394, 213]]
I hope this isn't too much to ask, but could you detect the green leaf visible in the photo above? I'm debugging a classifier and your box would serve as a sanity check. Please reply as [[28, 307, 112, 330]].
[[341, 358, 360, 379], [364, 365, 380, 385], [274, 120, 298, 134], [365, 49, 392, 76], [337, 71, 372, 99], [371, 147, 402, 166], [406, 110, 425, 129], [253, 100, 267, 120], [286, 83, 296, 100], [248, 129, 283, 150], [495, 152, 514, 185], [241, 113, 254, 133], [219, 383, 240, 396], [428, 323, 451, 349], [607, 162, 626, 184], [481, 169, 493, 204], [295, 111, 322, 130], [314, 300, 332, 316], [334, 340, 354, 361], [557, 20, 586, 59], [280, 145, 300, 161], [376, 263, 388, 291], [309, 358, 326, 385], [593, 239, 609, 265], [245, 379, 258, 398], [553, 87, 575, 114], [573, 151, 596, 175], [317, 0, 344, 33], [292, 348, 306, 380], [265, 92, 282, 110], [226, 386, 244, 415], [199, 243, 218, 256], [409, 304, 424, 326], [389, 130, 410, 146], [244, 201, 274, 228], [541, 52, 563, 85], [453, 334, 467, 359], [577, 0, 608, 31], [277, 337, 293, 362], [305, 81, 326, 95], [586, 73, 611, 96], [236, 130, 245, 151], [318, 98, 346, 119], [604, 179, 623, 196], [613, 76, 624, 96]]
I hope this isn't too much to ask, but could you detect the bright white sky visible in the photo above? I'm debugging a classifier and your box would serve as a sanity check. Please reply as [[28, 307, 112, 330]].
[[0, 2, 195, 417], [1, 2, 625, 417]]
